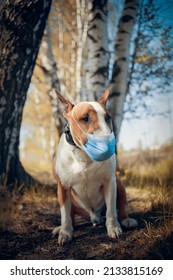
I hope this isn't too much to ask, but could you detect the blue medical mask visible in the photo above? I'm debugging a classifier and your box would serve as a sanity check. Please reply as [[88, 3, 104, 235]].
[[82, 131, 116, 162], [72, 110, 116, 162]]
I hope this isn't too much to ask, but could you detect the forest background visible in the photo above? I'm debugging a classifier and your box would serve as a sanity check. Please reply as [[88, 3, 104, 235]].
[[0, 0, 173, 260], [20, 0, 173, 183]]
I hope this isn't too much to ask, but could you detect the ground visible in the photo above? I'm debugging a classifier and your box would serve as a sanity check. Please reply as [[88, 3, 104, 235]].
[[0, 185, 173, 260]]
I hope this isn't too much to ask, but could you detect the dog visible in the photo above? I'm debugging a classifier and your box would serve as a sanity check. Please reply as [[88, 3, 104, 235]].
[[52, 89, 137, 245]]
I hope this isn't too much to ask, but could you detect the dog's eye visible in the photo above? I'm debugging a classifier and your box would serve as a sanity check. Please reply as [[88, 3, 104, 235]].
[[82, 116, 89, 123], [105, 115, 111, 122]]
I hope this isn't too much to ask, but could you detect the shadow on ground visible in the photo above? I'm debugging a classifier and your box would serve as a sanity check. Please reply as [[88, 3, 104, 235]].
[[0, 193, 173, 260]]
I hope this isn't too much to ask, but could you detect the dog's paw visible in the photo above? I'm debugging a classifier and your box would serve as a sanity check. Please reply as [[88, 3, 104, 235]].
[[52, 227, 73, 245], [58, 232, 72, 245], [107, 225, 122, 238], [52, 226, 61, 236], [121, 217, 138, 228]]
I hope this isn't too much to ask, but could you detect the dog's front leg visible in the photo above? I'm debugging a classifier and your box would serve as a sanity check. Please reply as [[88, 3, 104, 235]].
[[104, 177, 122, 238], [53, 179, 73, 245]]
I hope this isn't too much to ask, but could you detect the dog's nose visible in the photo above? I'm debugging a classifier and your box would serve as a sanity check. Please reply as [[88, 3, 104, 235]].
[[95, 127, 111, 136]]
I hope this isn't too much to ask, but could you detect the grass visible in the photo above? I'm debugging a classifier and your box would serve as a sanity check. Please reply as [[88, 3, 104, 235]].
[[0, 182, 20, 230], [119, 147, 173, 187], [128, 156, 173, 187], [0, 145, 173, 259], [0, 177, 56, 231], [21, 184, 56, 204], [119, 146, 173, 246]]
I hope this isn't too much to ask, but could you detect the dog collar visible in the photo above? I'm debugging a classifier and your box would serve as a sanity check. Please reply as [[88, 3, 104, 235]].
[[64, 124, 78, 148]]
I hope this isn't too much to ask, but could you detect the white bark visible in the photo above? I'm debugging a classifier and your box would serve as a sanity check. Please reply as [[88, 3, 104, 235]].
[[86, 0, 109, 100], [76, 0, 88, 99], [110, 0, 139, 137]]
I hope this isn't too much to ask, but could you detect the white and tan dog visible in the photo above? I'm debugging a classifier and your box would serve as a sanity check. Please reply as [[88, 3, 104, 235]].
[[53, 89, 137, 245]]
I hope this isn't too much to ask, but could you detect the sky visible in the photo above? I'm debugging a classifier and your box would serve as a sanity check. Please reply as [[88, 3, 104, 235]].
[[118, 0, 173, 151], [119, 92, 173, 150]]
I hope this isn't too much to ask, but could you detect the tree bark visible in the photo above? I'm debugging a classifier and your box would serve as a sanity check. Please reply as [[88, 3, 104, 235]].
[[0, 0, 52, 186], [110, 0, 139, 137], [45, 23, 65, 136], [86, 0, 109, 100]]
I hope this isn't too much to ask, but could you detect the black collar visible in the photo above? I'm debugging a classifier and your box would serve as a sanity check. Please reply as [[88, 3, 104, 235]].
[[64, 124, 78, 147]]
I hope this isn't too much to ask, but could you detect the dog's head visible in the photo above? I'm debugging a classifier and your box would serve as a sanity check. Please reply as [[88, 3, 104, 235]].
[[56, 89, 113, 148]]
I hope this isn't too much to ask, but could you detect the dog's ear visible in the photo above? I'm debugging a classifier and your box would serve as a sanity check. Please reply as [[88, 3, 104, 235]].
[[98, 88, 110, 106], [55, 90, 74, 116]]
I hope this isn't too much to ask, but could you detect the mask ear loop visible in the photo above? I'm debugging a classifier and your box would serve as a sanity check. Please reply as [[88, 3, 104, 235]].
[[70, 109, 89, 148], [71, 109, 87, 136]]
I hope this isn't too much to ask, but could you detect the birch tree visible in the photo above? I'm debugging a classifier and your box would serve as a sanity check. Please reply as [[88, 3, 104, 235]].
[[0, 0, 52, 186], [86, 0, 109, 100], [79, 0, 139, 137], [46, 0, 139, 139], [109, 0, 139, 136]]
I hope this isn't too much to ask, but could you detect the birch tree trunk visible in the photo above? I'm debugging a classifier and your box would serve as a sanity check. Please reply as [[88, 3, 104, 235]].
[[0, 0, 52, 186], [86, 0, 109, 100], [46, 23, 66, 136], [110, 0, 139, 137], [76, 0, 88, 99]]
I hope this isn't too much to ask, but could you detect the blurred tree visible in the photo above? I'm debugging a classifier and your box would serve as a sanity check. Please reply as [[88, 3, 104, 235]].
[[18, 0, 173, 180], [0, 0, 52, 186], [86, 0, 109, 101], [109, 0, 139, 136], [19, 0, 139, 177], [47, 0, 139, 137], [124, 0, 173, 120]]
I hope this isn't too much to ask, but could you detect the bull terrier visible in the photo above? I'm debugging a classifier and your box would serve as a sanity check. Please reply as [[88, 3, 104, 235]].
[[52, 89, 137, 245]]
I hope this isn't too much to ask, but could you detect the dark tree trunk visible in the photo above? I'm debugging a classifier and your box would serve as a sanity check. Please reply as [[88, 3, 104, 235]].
[[0, 0, 52, 186]]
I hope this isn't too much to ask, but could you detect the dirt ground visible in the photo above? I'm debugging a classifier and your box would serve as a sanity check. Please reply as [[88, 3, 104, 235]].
[[0, 187, 173, 260]]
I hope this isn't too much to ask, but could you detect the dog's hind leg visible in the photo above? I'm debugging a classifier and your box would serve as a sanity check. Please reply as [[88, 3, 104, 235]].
[[117, 176, 138, 228], [71, 202, 90, 225]]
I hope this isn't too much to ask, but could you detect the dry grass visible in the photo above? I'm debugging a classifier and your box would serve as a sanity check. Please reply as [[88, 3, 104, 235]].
[[148, 184, 173, 241], [119, 148, 173, 187], [21, 184, 56, 204], [0, 182, 21, 230], [1, 146, 173, 259], [119, 147, 173, 246], [0, 179, 56, 231]]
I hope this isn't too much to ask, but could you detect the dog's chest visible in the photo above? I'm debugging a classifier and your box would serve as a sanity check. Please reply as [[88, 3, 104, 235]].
[[56, 134, 115, 198], [62, 155, 106, 188], [69, 160, 107, 208], [57, 139, 113, 186], [56, 135, 115, 210]]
